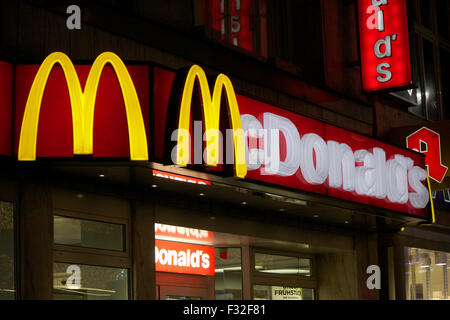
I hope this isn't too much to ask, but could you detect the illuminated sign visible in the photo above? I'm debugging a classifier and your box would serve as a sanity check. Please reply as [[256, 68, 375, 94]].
[[154, 223, 215, 245], [357, 0, 412, 91], [154, 66, 430, 217], [209, 0, 253, 51], [155, 240, 215, 276], [406, 127, 448, 183], [152, 170, 212, 186], [173, 65, 247, 179], [15, 52, 149, 160], [239, 101, 429, 214]]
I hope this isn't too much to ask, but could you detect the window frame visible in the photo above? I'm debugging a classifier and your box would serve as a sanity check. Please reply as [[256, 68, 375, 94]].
[[52, 208, 132, 299], [200, 0, 268, 59]]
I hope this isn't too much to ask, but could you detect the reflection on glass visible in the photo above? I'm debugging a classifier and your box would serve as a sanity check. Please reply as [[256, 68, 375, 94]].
[[255, 253, 311, 276], [0, 202, 15, 300], [404, 247, 449, 300], [423, 39, 439, 121], [398, 34, 424, 117], [54, 216, 125, 251], [208, 0, 254, 52], [253, 285, 314, 300], [394, 88, 420, 107], [215, 248, 242, 299], [53, 263, 128, 300]]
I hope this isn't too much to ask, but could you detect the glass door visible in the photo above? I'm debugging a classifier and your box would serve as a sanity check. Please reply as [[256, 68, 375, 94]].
[[156, 272, 214, 300]]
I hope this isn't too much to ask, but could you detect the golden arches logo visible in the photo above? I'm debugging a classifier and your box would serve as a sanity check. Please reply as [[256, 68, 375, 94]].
[[18, 52, 148, 161], [176, 65, 247, 179]]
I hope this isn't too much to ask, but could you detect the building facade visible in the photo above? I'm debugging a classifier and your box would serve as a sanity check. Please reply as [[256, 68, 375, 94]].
[[0, 0, 448, 300]]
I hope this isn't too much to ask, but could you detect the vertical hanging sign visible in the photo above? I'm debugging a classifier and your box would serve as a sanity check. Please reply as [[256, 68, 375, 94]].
[[209, 0, 253, 51], [357, 0, 412, 92]]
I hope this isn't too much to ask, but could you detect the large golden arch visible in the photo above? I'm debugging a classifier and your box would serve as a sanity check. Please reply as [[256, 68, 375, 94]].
[[18, 52, 148, 161]]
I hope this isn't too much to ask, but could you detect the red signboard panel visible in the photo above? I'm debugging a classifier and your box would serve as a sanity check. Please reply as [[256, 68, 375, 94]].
[[357, 0, 412, 92], [14, 64, 150, 159], [155, 240, 215, 276]]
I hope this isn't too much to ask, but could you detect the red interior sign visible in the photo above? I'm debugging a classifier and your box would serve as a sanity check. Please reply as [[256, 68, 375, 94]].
[[155, 240, 215, 276], [357, 0, 412, 91]]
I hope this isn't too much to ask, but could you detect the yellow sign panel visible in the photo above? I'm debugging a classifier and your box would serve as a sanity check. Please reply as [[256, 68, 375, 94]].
[[18, 52, 148, 161]]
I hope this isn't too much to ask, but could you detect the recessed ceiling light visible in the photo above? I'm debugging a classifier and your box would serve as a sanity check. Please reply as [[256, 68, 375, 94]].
[[98, 174, 105, 178], [313, 214, 319, 218], [279, 209, 286, 212], [200, 193, 206, 196], [151, 184, 158, 188], [345, 220, 349, 224]]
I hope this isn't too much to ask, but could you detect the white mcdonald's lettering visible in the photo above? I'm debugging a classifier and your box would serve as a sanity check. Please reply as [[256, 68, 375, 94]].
[[241, 112, 430, 209], [155, 246, 211, 269]]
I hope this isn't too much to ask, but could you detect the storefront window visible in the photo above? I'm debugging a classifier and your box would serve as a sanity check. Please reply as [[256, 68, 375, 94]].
[[255, 253, 311, 276], [54, 215, 125, 251], [215, 247, 243, 299], [0, 201, 15, 300], [405, 247, 450, 300], [436, 0, 449, 39], [253, 285, 314, 300], [53, 263, 129, 300]]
